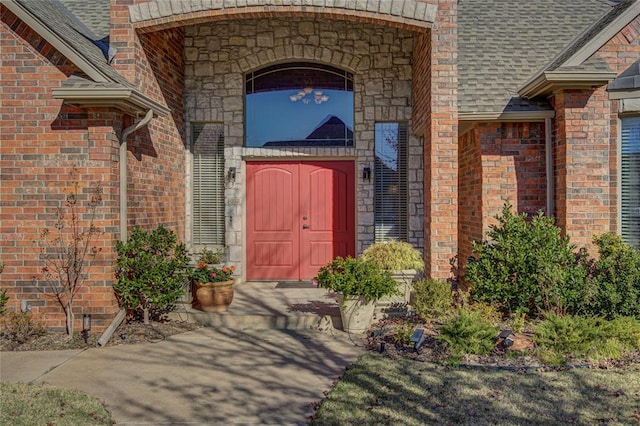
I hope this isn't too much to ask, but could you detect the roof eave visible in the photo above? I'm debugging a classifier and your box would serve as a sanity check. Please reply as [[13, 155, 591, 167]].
[[519, 71, 617, 98], [563, 0, 640, 68], [608, 88, 640, 100], [458, 110, 556, 137], [4, 0, 111, 83], [52, 87, 171, 117], [458, 110, 556, 121]]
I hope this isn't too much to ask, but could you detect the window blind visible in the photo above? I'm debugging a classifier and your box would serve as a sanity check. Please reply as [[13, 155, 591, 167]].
[[192, 123, 225, 246], [621, 117, 640, 249], [374, 122, 408, 242]]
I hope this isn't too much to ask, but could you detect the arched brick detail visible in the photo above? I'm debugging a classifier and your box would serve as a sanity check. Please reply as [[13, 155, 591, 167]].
[[129, 1, 435, 34]]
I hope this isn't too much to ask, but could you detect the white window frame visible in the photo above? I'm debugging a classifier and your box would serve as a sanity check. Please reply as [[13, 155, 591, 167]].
[[620, 115, 640, 248], [374, 122, 408, 242], [190, 122, 226, 248]]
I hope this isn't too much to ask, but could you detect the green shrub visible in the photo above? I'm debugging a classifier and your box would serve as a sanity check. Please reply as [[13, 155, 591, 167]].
[[115, 225, 189, 322], [0, 288, 8, 316], [393, 321, 415, 345], [436, 309, 498, 356], [361, 240, 425, 271], [456, 291, 505, 326], [464, 202, 589, 316], [412, 278, 454, 320], [315, 256, 399, 303], [587, 233, 640, 319], [197, 247, 224, 265], [532, 312, 640, 365], [0, 312, 46, 344]]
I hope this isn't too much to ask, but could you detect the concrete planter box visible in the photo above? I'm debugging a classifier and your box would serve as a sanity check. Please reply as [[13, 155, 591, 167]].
[[337, 294, 376, 334], [375, 269, 418, 318]]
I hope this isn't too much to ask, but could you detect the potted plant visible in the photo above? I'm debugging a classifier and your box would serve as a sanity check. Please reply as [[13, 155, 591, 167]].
[[189, 263, 237, 312], [314, 256, 398, 333], [361, 240, 425, 305]]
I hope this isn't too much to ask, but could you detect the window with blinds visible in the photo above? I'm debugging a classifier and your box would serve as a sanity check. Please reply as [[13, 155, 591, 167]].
[[621, 116, 640, 249], [192, 123, 225, 246], [374, 122, 408, 242]]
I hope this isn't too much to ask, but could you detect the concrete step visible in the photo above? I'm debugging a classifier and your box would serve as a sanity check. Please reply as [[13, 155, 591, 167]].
[[169, 281, 343, 330]]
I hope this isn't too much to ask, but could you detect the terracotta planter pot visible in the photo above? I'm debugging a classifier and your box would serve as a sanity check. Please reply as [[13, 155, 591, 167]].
[[193, 279, 235, 313]]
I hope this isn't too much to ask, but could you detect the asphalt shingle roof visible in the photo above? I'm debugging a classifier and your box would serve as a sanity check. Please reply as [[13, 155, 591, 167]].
[[546, 0, 637, 72], [15, 0, 632, 114], [458, 0, 615, 115], [16, 0, 128, 85], [56, 0, 111, 40]]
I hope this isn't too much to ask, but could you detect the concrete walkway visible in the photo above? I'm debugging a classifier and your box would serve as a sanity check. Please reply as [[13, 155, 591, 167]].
[[1, 327, 365, 425]]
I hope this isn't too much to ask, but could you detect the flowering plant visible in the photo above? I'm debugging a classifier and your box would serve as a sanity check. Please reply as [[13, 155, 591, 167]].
[[189, 263, 236, 283]]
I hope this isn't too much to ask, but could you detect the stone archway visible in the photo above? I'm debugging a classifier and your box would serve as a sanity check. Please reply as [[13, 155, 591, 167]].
[[129, 1, 435, 34]]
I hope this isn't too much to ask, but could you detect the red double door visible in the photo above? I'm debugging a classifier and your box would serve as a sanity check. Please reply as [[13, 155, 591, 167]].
[[246, 161, 355, 280]]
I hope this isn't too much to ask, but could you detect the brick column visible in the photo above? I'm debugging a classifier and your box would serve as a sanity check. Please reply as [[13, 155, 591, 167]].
[[110, 0, 138, 84], [553, 88, 613, 249], [414, 0, 458, 279]]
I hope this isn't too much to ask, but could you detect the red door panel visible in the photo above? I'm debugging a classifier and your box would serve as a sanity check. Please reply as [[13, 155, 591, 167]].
[[246, 163, 299, 280], [246, 161, 355, 280], [300, 162, 355, 279]]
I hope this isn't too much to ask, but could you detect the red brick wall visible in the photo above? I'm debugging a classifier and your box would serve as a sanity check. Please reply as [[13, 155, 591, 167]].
[[1, 7, 121, 331], [458, 128, 482, 267], [553, 88, 612, 247], [124, 28, 186, 237], [418, 0, 459, 279], [109, 1, 186, 238], [458, 122, 546, 269], [598, 16, 640, 237], [551, 16, 640, 249]]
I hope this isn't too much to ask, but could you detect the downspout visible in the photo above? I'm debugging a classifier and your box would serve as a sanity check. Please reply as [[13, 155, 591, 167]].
[[119, 109, 154, 242], [101, 109, 154, 347], [545, 118, 554, 217]]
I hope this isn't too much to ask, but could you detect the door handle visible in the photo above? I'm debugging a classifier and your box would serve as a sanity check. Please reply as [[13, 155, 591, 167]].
[[302, 224, 310, 229]]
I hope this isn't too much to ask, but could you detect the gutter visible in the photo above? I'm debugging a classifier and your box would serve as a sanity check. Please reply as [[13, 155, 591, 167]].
[[119, 109, 154, 242], [458, 110, 555, 122], [519, 71, 617, 99], [53, 86, 171, 117]]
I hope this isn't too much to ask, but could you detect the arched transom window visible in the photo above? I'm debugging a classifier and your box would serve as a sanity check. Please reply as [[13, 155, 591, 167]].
[[245, 62, 354, 147]]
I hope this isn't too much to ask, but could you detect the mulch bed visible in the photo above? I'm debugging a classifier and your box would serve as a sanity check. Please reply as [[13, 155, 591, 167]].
[[0, 319, 202, 351], [366, 317, 640, 371]]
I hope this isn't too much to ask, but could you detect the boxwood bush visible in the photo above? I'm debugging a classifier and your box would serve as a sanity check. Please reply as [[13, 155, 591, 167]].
[[464, 202, 591, 317], [115, 225, 189, 322], [585, 233, 640, 319]]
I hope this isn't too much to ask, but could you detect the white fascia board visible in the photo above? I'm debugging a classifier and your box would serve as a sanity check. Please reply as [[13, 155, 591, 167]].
[[4, 0, 110, 83]]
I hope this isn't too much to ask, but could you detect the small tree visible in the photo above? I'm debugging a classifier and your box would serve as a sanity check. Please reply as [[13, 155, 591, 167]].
[[35, 176, 104, 338]]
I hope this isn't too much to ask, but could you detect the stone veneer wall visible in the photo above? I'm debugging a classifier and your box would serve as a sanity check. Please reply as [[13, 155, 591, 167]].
[[183, 18, 424, 279]]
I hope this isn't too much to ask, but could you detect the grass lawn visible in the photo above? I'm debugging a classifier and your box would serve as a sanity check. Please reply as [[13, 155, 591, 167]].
[[0, 381, 112, 426], [312, 353, 640, 425]]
